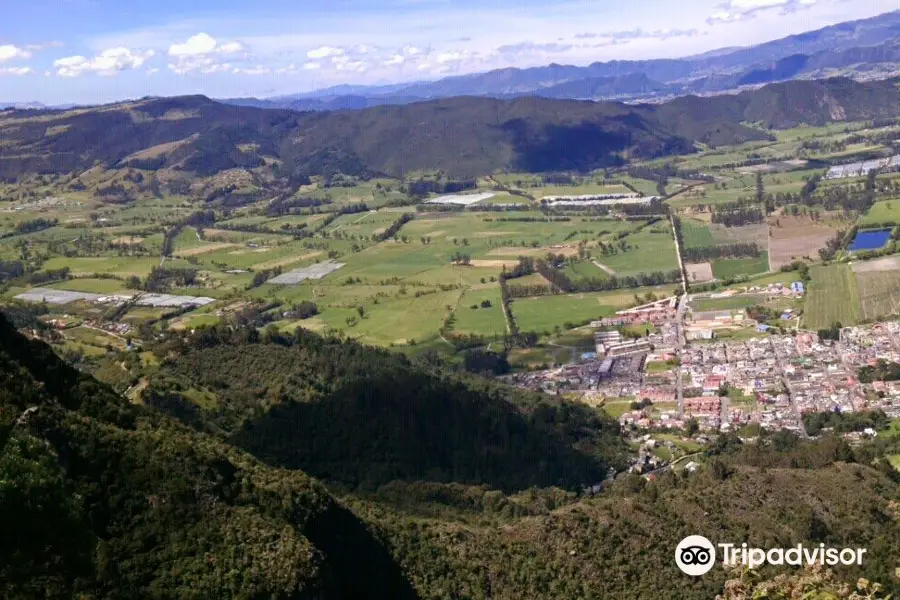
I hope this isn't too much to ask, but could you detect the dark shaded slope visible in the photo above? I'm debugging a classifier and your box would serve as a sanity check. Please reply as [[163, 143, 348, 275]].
[[281, 95, 699, 178], [0, 314, 419, 600], [144, 325, 629, 492]]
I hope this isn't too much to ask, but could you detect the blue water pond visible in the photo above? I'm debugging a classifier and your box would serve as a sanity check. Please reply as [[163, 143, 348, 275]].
[[850, 229, 892, 251]]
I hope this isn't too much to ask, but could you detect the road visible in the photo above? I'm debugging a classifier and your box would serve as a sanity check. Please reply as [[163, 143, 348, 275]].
[[669, 213, 688, 295], [780, 375, 810, 438], [675, 292, 690, 417]]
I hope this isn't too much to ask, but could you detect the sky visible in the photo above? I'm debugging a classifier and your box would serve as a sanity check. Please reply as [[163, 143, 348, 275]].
[[0, 0, 895, 105]]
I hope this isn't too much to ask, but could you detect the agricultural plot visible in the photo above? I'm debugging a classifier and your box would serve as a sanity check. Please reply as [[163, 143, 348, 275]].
[[692, 295, 762, 312], [595, 226, 679, 277], [859, 200, 900, 227], [768, 216, 840, 269], [712, 253, 769, 279], [48, 278, 132, 294], [563, 261, 610, 281], [510, 285, 676, 333], [331, 288, 464, 346], [531, 183, 634, 199], [268, 260, 345, 285], [451, 287, 507, 337], [709, 223, 767, 247], [685, 263, 714, 283], [804, 264, 861, 330], [680, 219, 715, 250], [852, 257, 900, 320], [41, 256, 168, 278]]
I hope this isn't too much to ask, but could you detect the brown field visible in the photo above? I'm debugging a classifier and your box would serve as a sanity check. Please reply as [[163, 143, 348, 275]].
[[173, 242, 239, 257], [121, 135, 197, 161], [851, 256, 900, 273], [710, 223, 768, 246], [111, 236, 145, 245], [768, 216, 838, 269], [856, 270, 900, 320], [686, 262, 715, 283], [469, 259, 520, 268]]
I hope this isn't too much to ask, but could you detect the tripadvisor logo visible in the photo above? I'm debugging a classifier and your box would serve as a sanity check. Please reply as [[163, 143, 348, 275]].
[[676, 535, 716, 576], [675, 536, 868, 576]]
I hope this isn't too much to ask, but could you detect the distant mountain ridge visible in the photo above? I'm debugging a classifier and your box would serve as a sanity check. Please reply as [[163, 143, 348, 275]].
[[221, 10, 900, 110], [4, 75, 900, 180]]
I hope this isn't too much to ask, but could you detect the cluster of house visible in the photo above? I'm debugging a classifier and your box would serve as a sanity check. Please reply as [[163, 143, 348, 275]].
[[621, 325, 900, 434], [591, 296, 677, 328]]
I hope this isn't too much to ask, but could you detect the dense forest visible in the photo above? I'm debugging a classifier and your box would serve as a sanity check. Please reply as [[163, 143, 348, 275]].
[[3, 312, 900, 598]]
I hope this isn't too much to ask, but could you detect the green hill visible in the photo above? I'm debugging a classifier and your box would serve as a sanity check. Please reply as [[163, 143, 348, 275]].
[[144, 324, 629, 492], [3, 313, 900, 598], [4, 76, 900, 181], [0, 313, 417, 599]]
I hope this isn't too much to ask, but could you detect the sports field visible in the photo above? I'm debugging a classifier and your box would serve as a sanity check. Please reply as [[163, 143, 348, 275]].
[[804, 264, 861, 330]]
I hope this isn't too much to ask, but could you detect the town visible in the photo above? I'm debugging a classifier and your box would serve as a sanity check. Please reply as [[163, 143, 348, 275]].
[[503, 285, 900, 439]]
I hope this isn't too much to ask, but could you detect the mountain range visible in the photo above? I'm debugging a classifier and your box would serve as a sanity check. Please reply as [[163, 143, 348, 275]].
[[4, 75, 900, 180], [223, 10, 900, 111]]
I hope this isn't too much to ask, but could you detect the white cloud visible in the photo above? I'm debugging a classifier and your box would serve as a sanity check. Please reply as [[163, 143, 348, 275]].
[[403, 45, 423, 56], [0, 66, 33, 76], [436, 51, 466, 64], [384, 54, 405, 66], [0, 45, 31, 63], [307, 45, 345, 59], [707, 0, 815, 24], [303, 61, 321, 70], [167, 33, 247, 74], [218, 41, 245, 54], [169, 33, 218, 56], [54, 47, 155, 77], [234, 65, 270, 75]]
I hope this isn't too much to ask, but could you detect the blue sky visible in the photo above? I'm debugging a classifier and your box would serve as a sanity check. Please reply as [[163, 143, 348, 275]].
[[0, 0, 894, 104]]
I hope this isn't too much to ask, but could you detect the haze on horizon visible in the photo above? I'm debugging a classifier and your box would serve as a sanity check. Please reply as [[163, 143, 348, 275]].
[[0, 0, 895, 105]]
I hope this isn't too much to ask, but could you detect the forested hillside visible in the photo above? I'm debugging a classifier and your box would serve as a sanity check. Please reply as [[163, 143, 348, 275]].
[[3, 312, 900, 598], [144, 324, 629, 491], [0, 313, 418, 599], [6, 76, 900, 181]]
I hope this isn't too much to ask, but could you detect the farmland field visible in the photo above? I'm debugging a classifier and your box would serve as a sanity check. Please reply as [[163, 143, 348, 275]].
[[768, 215, 840, 269], [804, 264, 861, 330], [853, 261, 900, 321], [597, 225, 679, 276], [692, 295, 762, 312], [680, 219, 715, 249], [858, 200, 900, 227], [451, 287, 507, 337], [711, 253, 769, 279], [510, 285, 676, 333]]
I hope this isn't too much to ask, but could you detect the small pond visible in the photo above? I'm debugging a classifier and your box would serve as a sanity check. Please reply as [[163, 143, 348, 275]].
[[850, 229, 892, 251]]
